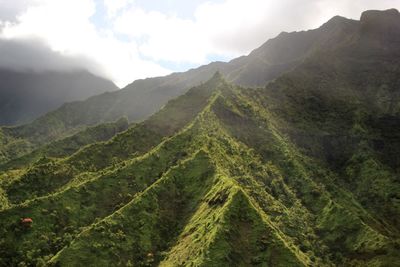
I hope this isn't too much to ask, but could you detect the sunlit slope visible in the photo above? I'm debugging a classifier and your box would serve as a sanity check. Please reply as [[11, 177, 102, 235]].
[[0, 8, 364, 166], [0, 75, 220, 208], [0, 117, 129, 172], [1, 71, 399, 266]]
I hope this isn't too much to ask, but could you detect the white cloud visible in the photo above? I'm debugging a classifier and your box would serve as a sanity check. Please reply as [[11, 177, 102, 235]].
[[0, 0, 399, 87], [114, 7, 210, 63], [113, 0, 400, 65], [0, 0, 43, 21], [0, 0, 170, 87], [103, 0, 132, 18], [0, 37, 104, 75]]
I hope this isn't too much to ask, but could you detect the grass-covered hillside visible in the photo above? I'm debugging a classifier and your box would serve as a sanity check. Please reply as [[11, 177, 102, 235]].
[[0, 116, 129, 166], [0, 8, 399, 267], [0, 65, 399, 266]]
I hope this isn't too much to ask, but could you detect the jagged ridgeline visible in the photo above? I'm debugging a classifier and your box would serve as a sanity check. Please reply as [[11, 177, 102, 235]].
[[0, 8, 400, 267], [0, 69, 399, 266], [0, 2, 374, 165]]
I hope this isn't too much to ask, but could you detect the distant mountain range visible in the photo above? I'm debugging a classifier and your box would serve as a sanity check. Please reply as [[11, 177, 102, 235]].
[[0, 8, 399, 266], [0, 69, 118, 126], [0, 6, 377, 162], [19, 8, 362, 128]]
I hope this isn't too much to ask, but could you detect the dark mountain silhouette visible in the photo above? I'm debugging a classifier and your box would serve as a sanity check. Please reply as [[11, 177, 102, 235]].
[[0, 69, 118, 126]]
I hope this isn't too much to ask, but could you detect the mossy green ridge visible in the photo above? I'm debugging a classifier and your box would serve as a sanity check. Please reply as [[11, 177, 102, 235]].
[[0, 114, 128, 166], [0, 117, 129, 171], [0, 75, 218, 206], [0, 9, 400, 267], [50, 150, 216, 266], [0, 115, 199, 265]]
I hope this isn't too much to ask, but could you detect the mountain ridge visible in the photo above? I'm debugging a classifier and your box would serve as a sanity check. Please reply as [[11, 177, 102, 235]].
[[0, 8, 399, 266], [0, 10, 364, 164], [1, 67, 399, 265]]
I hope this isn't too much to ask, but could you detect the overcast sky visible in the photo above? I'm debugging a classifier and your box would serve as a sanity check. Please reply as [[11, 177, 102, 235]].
[[0, 0, 399, 87]]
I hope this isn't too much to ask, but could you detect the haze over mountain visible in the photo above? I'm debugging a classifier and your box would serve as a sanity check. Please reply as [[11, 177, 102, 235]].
[[0, 9, 362, 127], [0, 8, 399, 266], [0, 37, 118, 126], [1, 8, 399, 171], [0, 69, 118, 126]]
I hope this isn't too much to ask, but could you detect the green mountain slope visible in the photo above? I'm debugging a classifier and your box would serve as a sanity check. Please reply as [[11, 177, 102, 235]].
[[0, 7, 363, 166], [0, 8, 399, 267], [0, 76, 220, 207], [0, 112, 126, 166], [1, 64, 399, 266], [0, 117, 129, 171]]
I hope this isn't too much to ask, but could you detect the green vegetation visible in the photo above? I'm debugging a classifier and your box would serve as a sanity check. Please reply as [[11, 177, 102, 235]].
[[0, 117, 129, 171], [0, 115, 129, 166], [1, 9, 400, 266]]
